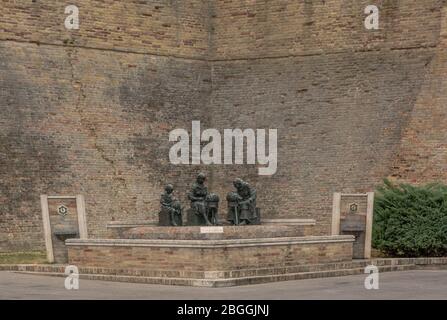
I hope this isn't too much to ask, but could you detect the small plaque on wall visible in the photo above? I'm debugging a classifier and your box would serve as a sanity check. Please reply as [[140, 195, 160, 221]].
[[200, 226, 224, 234]]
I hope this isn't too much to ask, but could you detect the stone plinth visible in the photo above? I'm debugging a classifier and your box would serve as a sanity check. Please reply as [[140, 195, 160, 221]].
[[66, 235, 354, 273], [76, 218, 354, 287]]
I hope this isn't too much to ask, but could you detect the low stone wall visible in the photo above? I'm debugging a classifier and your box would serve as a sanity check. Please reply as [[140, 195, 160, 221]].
[[66, 235, 354, 272]]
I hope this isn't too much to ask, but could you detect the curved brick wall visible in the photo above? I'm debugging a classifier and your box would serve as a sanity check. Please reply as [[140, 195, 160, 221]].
[[208, 0, 447, 233], [1, 0, 446, 251]]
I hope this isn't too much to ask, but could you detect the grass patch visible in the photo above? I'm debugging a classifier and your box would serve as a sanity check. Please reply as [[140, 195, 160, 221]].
[[0, 251, 47, 264]]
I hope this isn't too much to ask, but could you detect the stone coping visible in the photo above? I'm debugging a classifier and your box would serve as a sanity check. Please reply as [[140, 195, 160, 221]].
[[106, 218, 316, 228], [66, 235, 354, 248], [107, 220, 157, 228], [122, 224, 313, 240], [262, 219, 316, 225]]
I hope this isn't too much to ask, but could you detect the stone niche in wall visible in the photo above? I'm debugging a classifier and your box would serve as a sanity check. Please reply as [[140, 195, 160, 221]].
[[40, 195, 87, 263], [331, 192, 374, 259]]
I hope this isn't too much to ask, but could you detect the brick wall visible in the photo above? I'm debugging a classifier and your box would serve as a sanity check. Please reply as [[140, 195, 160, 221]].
[[210, 0, 444, 59], [209, 49, 436, 233], [0, 40, 212, 251], [0, 0, 211, 58], [391, 6, 447, 183], [1, 0, 447, 251], [0, 0, 213, 251], [208, 0, 447, 233]]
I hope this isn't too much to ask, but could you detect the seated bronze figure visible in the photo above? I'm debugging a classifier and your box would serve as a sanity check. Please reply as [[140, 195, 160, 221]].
[[227, 178, 260, 225], [159, 184, 183, 226], [187, 173, 220, 226]]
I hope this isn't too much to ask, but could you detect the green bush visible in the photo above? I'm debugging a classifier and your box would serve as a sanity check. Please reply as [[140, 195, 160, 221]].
[[372, 179, 447, 257]]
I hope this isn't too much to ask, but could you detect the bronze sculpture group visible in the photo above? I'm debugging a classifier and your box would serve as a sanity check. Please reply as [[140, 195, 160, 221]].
[[159, 173, 260, 226]]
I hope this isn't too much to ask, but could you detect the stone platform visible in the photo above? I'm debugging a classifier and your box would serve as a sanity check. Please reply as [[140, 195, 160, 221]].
[[64, 219, 356, 287], [66, 234, 354, 276]]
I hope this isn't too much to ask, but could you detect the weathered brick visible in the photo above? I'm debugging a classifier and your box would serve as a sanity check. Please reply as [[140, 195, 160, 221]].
[[1, 1, 446, 251]]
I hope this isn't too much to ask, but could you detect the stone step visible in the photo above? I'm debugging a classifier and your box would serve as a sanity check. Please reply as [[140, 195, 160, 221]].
[[0, 257, 436, 279], [207, 264, 416, 287], [4, 257, 447, 287], [11, 263, 415, 287]]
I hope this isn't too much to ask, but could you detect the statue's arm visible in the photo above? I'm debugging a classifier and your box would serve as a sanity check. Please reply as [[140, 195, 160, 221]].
[[249, 188, 257, 201], [240, 188, 256, 205], [161, 196, 172, 207], [188, 190, 203, 202]]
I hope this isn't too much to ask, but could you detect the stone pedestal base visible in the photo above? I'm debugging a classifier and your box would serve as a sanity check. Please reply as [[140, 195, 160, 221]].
[[86, 219, 357, 287], [66, 235, 354, 277], [186, 208, 206, 226]]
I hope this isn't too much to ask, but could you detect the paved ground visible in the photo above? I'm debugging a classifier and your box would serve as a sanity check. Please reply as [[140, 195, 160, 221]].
[[0, 270, 446, 299]]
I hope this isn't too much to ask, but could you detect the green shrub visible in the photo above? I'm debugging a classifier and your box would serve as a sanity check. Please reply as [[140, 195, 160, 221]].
[[372, 179, 447, 257]]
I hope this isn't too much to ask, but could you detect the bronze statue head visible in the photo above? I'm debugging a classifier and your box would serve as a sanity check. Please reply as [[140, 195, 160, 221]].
[[164, 184, 174, 194], [233, 178, 244, 189], [197, 172, 206, 184]]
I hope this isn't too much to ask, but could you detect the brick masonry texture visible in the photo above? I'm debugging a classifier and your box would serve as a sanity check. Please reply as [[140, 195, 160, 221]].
[[1, 0, 447, 251], [210, 0, 445, 59], [0, 40, 212, 251], [0, 0, 211, 58]]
